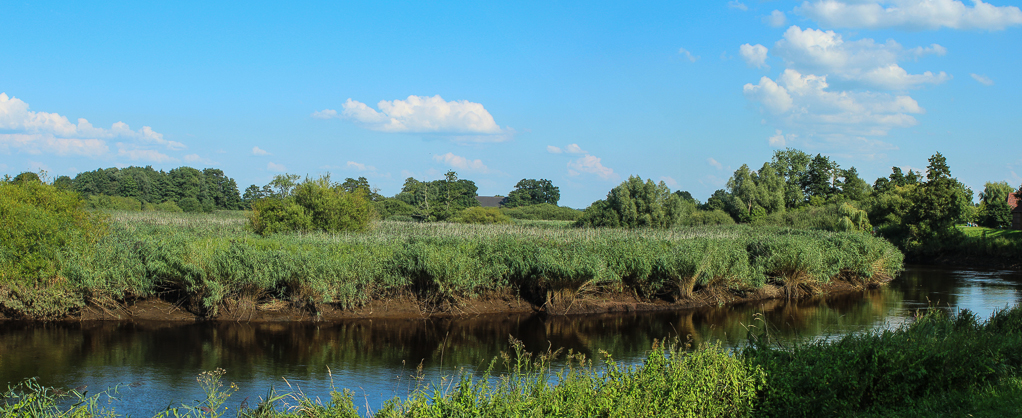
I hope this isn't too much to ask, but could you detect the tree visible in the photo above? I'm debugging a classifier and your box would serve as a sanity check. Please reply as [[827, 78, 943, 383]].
[[906, 152, 972, 240], [575, 176, 684, 228], [977, 181, 1013, 228], [12, 172, 41, 185], [837, 167, 870, 202], [504, 179, 560, 207], [393, 172, 479, 221], [242, 184, 264, 208], [770, 148, 812, 208], [754, 163, 786, 215], [53, 176, 73, 191], [673, 190, 696, 205], [268, 173, 301, 199], [728, 164, 759, 219], [725, 163, 784, 222], [803, 154, 838, 203]]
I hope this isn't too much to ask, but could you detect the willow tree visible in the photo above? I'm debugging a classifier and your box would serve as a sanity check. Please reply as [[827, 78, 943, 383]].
[[575, 176, 685, 228]]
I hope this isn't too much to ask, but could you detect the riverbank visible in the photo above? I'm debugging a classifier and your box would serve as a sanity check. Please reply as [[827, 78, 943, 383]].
[[900, 226, 1022, 270], [1, 211, 903, 321], [56, 275, 884, 322]]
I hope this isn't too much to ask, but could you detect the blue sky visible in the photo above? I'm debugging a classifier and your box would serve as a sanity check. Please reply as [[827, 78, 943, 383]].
[[2, 0, 1020, 208]]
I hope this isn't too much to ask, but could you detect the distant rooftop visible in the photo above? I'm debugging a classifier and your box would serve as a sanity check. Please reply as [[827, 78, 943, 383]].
[[475, 196, 505, 208]]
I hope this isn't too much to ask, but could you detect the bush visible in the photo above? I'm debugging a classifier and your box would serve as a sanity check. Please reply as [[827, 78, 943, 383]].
[[249, 198, 313, 235], [293, 178, 376, 233], [746, 306, 1022, 417], [85, 195, 143, 211], [500, 203, 582, 221], [685, 209, 736, 226], [249, 176, 376, 236], [454, 207, 513, 224], [156, 200, 184, 213], [374, 198, 417, 219], [177, 197, 203, 213], [0, 181, 106, 318]]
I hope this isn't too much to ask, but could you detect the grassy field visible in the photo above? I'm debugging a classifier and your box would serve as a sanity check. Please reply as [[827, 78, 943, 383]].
[[958, 225, 1022, 239], [5, 304, 1021, 417], [3, 210, 904, 319]]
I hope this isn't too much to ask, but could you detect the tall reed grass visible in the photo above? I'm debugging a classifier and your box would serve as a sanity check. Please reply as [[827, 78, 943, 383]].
[[15, 211, 904, 319]]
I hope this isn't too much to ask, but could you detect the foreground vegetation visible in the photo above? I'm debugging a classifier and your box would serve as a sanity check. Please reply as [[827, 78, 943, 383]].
[[0, 194, 902, 319], [5, 305, 1022, 417]]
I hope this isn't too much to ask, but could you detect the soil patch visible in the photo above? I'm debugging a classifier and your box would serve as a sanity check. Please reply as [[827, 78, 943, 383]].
[[56, 277, 886, 323]]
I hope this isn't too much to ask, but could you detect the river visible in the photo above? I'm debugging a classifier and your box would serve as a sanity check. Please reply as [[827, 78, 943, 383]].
[[1, 264, 1020, 415]]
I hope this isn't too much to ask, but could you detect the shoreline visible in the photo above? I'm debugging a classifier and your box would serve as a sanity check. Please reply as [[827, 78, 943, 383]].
[[0, 277, 887, 323]]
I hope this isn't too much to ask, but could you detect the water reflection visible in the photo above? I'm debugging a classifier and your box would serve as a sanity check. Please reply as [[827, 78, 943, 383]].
[[1, 265, 1019, 416]]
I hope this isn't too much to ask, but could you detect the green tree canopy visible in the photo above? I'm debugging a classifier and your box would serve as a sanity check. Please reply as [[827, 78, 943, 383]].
[[504, 178, 560, 207], [906, 152, 973, 240], [575, 176, 685, 228], [770, 148, 811, 208], [977, 181, 1014, 228]]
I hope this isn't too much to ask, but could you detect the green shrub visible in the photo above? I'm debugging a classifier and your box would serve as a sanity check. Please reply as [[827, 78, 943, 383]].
[[747, 306, 1022, 417], [85, 195, 144, 211], [249, 198, 313, 235], [0, 182, 106, 318], [454, 207, 513, 224], [249, 176, 376, 236], [177, 197, 203, 213], [374, 198, 418, 219], [156, 200, 183, 213], [293, 178, 376, 233], [500, 203, 582, 221], [685, 209, 736, 226]]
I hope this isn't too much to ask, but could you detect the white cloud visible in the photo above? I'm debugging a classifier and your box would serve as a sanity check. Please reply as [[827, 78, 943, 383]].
[[743, 76, 794, 114], [740, 44, 770, 69], [316, 95, 511, 141], [433, 152, 490, 173], [346, 161, 376, 171], [768, 129, 800, 147], [116, 144, 175, 163], [765, 10, 788, 27], [564, 144, 588, 154], [0, 93, 177, 158], [267, 162, 286, 172], [660, 176, 679, 187], [971, 73, 995, 85], [774, 26, 950, 90], [744, 69, 924, 138], [183, 154, 217, 165], [728, 1, 749, 11], [567, 154, 617, 180], [252, 146, 271, 156], [311, 109, 338, 119], [797, 0, 1022, 31], [547, 145, 563, 154], [707, 158, 723, 170], [678, 48, 700, 62]]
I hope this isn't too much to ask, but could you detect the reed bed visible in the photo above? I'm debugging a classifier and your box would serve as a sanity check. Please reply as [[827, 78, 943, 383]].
[[33, 211, 905, 319]]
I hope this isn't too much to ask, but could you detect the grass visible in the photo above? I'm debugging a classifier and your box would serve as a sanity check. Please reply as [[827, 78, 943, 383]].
[[3, 209, 904, 319], [958, 225, 1022, 240], [5, 304, 1022, 417]]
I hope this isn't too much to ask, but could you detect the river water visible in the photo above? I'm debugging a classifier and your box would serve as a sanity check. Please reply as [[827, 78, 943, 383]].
[[1, 265, 1020, 415]]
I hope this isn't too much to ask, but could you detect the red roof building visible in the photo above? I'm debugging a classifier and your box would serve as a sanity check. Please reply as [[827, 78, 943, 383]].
[[1012, 190, 1022, 230]]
